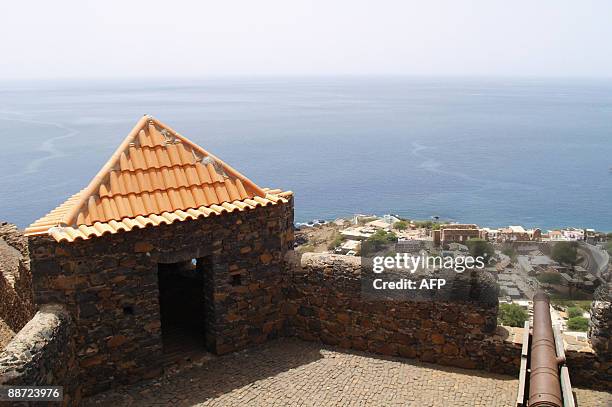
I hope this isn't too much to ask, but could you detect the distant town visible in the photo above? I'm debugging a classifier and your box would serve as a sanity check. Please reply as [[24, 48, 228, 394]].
[[295, 214, 611, 349]]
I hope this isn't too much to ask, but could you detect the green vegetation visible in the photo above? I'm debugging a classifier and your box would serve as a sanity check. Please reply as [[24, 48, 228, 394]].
[[297, 244, 315, 254], [327, 232, 344, 250], [498, 303, 528, 327], [466, 238, 495, 259], [606, 241, 612, 256], [551, 241, 579, 267], [567, 306, 584, 318], [393, 221, 408, 231], [413, 220, 434, 229], [550, 289, 593, 301], [551, 299, 592, 310], [567, 316, 589, 332], [501, 246, 517, 262], [536, 272, 562, 285], [412, 220, 432, 228], [369, 230, 398, 246], [364, 230, 398, 253], [410, 220, 446, 230]]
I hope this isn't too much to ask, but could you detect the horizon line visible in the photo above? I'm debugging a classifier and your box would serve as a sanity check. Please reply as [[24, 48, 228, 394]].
[[3, 73, 612, 83]]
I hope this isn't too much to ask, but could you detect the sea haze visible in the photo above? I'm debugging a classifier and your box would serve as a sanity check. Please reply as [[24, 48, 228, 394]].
[[0, 77, 611, 231]]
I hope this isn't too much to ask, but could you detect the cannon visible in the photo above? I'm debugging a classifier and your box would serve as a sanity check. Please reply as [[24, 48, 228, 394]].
[[528, 291, 563, 407], [516, 290, 575, 407]]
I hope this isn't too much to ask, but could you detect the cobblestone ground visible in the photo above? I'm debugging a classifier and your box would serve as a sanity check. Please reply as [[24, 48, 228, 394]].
[[84, 338, 612, 407]]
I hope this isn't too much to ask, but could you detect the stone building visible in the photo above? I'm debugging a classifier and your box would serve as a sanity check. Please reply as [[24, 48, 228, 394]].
[[24, 116, 294, 395], [498, 225, 542, 242], [438, 224, 485, 246]]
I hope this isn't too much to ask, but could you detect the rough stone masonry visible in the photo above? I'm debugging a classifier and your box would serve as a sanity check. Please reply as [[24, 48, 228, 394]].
[[3, 197, 612, 404], [27, 199, 294, 396], [0, 304, 79, 406], [0, 222, 35, 337], [284, 253, 507, 372]]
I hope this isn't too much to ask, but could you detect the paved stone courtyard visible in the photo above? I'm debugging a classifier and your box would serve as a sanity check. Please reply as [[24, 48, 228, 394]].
[[83, 338, 612, 407]]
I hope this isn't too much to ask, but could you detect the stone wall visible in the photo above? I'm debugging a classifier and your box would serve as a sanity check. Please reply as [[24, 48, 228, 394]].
[[565, 348, 610, 390], [490, 325, 611, 391], [284, 253, 509, 372], [580, 282, 612, 389], [28, 199, 293, 396], [0, 222, 35, 334], [283, 253, 612, 389], [0, 304, 79, 406]]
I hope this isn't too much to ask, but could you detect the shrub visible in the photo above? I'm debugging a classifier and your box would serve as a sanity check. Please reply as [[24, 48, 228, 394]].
[[363, 230, 398, 255], [385, 231, 398, 243], [466, 238, 495, 259], [327, 232, 344, 250], [536, 272, 562, 285], [498, 303, 528, 327], [413, 220, 434, 229], [551, 299, 592, 310], [551, 241, 579, 266], [567, 316, 589, 332], [394, 221, 408, 231], [566, 307, 583, 318]]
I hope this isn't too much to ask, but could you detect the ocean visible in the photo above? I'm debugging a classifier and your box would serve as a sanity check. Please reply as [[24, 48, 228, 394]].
[[0, 77, 611, 231]]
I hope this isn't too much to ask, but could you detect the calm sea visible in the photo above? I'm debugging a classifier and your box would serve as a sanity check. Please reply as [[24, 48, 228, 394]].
[[0, 77, 611, 231]]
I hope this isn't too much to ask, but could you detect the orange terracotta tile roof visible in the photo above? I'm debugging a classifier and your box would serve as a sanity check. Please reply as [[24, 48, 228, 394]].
[[25, 116, 292, 242]]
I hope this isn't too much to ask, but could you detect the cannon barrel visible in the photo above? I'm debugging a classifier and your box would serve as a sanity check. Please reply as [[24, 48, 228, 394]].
[[528, 291, 563, 407]]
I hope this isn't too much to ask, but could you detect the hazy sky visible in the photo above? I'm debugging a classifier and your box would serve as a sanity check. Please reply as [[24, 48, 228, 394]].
[[2, 1, 611, 79]]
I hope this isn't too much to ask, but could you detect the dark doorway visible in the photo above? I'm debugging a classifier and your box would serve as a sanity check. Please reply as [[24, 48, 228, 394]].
[[157, 257, 210, 358]]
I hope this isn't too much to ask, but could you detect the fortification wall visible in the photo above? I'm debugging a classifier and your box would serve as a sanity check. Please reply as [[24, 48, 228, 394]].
[[283, 253, 612, 388], [0, 222, 35, 335], [0, 304, 80, 406], [283, 253, 516, 372], [578, 282, 612, 389]]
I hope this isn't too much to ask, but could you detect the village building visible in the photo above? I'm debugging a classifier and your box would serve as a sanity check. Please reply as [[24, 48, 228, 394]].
[[23, 116, 294, 395], [365, 219, 393, 230], [547, 230, 565, 241], [545, 228, 585, 242], [481, 227, 499, 241], [561, 228, 584, 240], [340, 226, 376, 240], [498, 225, 542, 242], [436, 223, 485, 246], [335, 239, 361, 255]]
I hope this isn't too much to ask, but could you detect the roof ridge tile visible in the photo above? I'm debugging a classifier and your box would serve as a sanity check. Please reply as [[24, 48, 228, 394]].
[[25, 116, 289, 241]]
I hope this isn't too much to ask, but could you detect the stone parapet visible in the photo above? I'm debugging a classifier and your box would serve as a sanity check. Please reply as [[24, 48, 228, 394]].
[[0, 222, 35, 334], [285, 253, 501, 371], [284, 253, 611, 390], [585, 283, 612, 389], [0, 304, 79, 406]]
